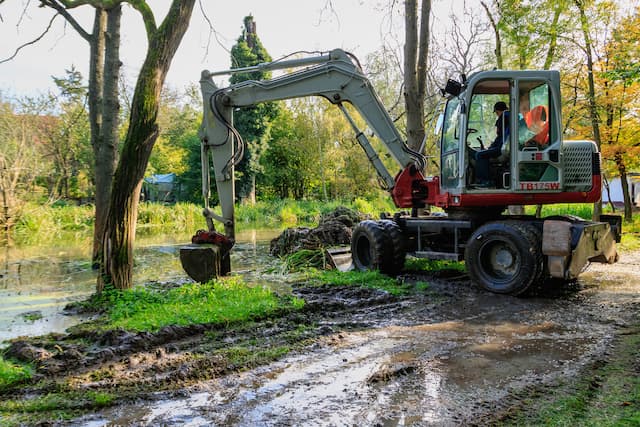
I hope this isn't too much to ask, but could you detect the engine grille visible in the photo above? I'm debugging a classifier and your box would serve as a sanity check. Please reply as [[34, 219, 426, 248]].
[[563, 141, 596, 191]]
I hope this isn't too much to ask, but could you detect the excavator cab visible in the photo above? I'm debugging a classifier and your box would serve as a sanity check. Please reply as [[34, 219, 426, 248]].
[[440, 71, 562, 197]]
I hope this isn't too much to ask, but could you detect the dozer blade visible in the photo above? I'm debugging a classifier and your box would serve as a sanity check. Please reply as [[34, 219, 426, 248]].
[[180, 244, 231, 283], [326, 245, 353, 272]]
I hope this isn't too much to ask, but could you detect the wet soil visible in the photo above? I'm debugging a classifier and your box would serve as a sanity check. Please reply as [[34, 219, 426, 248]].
[[2, 251, 639, 426]]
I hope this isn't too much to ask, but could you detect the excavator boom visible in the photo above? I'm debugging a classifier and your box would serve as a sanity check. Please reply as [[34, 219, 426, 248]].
[[182, 49, 423, 282]]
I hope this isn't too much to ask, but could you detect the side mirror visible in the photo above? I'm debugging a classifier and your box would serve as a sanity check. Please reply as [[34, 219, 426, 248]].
[[442, 79, 462, 97]]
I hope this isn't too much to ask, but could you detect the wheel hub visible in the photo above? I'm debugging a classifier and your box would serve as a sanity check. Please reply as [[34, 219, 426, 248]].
[[486, 243, 518, 277], [493, 247, 514, 269]]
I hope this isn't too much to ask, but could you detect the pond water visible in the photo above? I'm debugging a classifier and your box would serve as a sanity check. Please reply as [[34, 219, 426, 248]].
[[0, 229, 282, 345]]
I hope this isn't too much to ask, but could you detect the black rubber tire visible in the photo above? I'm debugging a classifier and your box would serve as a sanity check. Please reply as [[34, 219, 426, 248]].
[[524, 222, 546, 284], [378, 219, 406, 275], [464, 221, 543, 295], [351, 220, 388, 272]]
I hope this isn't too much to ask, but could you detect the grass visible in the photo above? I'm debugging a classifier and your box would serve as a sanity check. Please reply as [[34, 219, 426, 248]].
[[281, 249, 330, 273], [525, 203, 595, 220], [221, 345, 292, 369], [307, 269, 428, 296], [20, 312, 43, 322], [0, 357, 32, 389], [618, 214, 640, 251], [404, 258, 466, 273], [0, 390, 115, 426], [10, 196, 396, 246], [82, 276, 304, 332], [502, 327, 640, 426]]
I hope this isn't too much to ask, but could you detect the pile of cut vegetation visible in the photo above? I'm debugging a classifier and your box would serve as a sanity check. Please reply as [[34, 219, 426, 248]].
[[269, 207, 366, 270]]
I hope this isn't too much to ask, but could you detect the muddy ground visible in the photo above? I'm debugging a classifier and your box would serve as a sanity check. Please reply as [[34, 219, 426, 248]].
[[2, 250, 639, 426]]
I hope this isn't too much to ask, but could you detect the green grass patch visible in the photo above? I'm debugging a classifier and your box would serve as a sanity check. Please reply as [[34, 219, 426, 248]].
[[11, 196, 396, 246], [85, 277, 304, 332], [221, 345, 292, 369], [503, 328, 640, 426], [0, 357, 32, 389], [281, 249, 330, 273], [404, 257, 466, 273], [20, 311, 43, 322], [308, 269, 428, 296], [525, 203, 595, 220], [0, 390, 115, 426]]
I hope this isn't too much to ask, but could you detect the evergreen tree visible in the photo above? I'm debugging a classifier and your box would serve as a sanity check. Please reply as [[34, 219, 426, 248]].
[[229, 15, 280, 203]]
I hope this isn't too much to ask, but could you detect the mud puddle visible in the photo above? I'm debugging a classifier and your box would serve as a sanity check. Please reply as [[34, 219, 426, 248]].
[[73, 259, 640, 427], [85, 320, 600, 426]]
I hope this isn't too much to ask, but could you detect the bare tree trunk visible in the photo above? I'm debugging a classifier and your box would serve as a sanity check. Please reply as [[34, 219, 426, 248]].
[[602, 175, 616, 212], [614, 152, 633, 222], [249, 175, 256, 205], [0, 162, 11, 245], [480, 0, 503, 68], [92, 6, 121, 269], [89, 8, 108, 267], [575, 0, 603, 221], [404, 0, 430, 152], [100, 0, 196, 290], [35, 2, 122, 270]]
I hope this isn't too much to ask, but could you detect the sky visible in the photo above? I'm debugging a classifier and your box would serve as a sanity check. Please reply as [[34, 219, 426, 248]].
[[0, 1, 464, 97]]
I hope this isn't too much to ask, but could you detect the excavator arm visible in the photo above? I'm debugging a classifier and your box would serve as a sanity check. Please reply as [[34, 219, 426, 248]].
[[182, 49, 425, 282], [200, 49, 424, 239]]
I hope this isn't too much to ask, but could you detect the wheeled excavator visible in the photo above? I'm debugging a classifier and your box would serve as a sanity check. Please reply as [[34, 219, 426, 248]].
[[179, 48, 620, 296]]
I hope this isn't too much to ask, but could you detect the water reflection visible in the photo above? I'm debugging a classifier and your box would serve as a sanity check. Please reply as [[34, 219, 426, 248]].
[[0, 229, 282, 343]]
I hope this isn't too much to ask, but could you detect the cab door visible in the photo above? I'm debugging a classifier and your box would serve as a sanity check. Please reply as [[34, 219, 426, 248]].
[[440, 97, 463, 190], [513, 77, 563, 192], [463, 78, 513, 191]]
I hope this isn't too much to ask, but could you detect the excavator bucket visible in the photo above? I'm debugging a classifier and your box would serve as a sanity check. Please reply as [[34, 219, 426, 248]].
[[180, 244, 231, 283], [180, 230, 233, 283]]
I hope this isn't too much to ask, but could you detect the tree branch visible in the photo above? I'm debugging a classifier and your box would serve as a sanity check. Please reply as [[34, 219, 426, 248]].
[[58, 0, 119, 7], [39, 0, 91, 40], [0, 12, 60, 64], [197, 0, 230, 61], [127, 0, 156, 39]]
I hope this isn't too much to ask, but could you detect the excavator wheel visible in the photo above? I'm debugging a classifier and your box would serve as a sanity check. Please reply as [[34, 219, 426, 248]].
[[351, 220, 388, 273], [378, 219, 406, 275], [464, 221, 543, 295]]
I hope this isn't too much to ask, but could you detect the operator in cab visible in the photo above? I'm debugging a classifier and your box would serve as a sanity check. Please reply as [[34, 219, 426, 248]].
[[519, 91, 549, 149], [471, 101, 509, 187]]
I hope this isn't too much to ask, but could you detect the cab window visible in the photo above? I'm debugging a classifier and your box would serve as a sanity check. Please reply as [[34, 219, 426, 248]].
[[517, 81, 550, 151], [440, 98, 461, 188]]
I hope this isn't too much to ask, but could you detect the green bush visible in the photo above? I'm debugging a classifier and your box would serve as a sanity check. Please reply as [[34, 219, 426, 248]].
[[0, 357, 32, 389]]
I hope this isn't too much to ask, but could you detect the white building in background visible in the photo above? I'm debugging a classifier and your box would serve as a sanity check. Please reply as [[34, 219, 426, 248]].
[[603, 173, 640, 207]]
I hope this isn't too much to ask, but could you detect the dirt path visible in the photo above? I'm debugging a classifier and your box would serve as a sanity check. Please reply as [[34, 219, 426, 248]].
[[42, 251, 638, 426]]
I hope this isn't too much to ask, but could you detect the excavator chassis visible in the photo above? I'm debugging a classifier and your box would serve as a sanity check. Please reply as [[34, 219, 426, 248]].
[[351, 213, 620, 296]]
